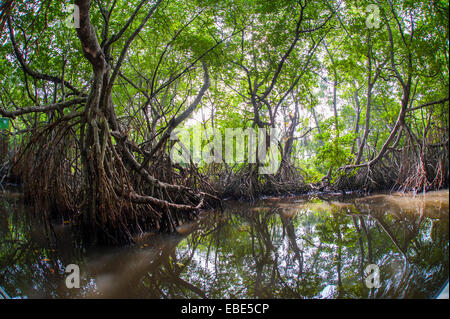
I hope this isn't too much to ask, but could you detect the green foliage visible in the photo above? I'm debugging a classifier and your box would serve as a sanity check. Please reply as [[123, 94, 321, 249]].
[[0, 0, 448, 192], [313, 118, 355, 177]]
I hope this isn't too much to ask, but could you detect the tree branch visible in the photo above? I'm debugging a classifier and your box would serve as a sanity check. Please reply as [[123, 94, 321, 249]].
[[0, 97, 87, 118], [407, 97, 449, 112], [7, 16, 82, 96]]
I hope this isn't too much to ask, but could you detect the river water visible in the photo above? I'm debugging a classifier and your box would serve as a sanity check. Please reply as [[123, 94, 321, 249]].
[[0, 190, 448, 299]]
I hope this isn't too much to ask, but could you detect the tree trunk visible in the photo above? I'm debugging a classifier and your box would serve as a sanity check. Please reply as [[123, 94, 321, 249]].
[[71, 0, 209, 244]]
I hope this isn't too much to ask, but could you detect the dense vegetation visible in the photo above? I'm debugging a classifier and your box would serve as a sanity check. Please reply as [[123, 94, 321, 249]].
[[0, 0, 448, 244]]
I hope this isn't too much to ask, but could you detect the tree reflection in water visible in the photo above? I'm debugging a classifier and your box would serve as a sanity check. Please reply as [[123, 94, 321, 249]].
[[0, 190, 448, 298]]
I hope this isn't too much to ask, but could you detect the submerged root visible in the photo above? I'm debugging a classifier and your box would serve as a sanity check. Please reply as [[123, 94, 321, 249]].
[[13, 118, 219, 245], [211, 161, 307, 200], [335, 134, 448, 194]]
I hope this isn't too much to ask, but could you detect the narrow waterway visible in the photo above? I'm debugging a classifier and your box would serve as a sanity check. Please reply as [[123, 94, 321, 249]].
[[0, 190, 448, 299]]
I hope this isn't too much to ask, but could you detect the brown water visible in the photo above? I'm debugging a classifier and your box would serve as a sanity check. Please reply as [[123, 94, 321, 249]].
[[0, 190, 448, 299]]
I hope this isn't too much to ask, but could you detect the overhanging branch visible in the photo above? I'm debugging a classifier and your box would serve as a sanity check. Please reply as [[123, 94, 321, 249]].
[[0, 97, 87, 118]]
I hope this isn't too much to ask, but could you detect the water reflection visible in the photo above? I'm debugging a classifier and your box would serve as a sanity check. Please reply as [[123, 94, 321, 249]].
[[0, 190, 448, 299]]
